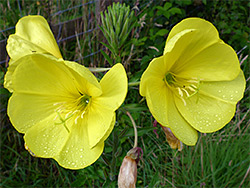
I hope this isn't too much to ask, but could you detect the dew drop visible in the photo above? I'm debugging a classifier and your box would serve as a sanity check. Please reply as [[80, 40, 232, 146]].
[[218, 90, 222, 93]]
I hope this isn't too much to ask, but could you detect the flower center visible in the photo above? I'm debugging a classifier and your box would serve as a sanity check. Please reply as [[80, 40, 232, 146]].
[[164, 72, 175, 85], [164, 72, 201, 106], [53, 93, 91, 132]]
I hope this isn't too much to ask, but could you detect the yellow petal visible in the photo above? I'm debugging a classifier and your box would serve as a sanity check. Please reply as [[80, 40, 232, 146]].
[[7, 35, 49, 61], [165, 18, 220, 68], [174, 42, 240, 81], [11, 54, 79, 96], [24, 113, 72, 158], [97, 63, 128, 110], [140, 55, 168, 96], [143, 77, 198, 145], [175, 90, 237, 133], [86, 101, 115, 148], [166, 18, 219, 51], [64, 61, 102, 97], [163, 18, 240, 81], [7, 93, 67, 133], [54, 119, 104, 169], [99, 113, 116, 143], [163, 28, 195, 55], [4, 59, 16, 92], [7, 15, 62, 59], [200, 70, 246, 103]]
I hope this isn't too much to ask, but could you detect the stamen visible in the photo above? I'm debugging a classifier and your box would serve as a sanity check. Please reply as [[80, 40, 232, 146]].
[[186, 86, 196, 92], [72, 110, 80, 115], [181, 88, 190, 97], [53, 102, 66, 106], [177, 87, 183, 97], [81, 111, 86, 118], [75, 115, 80, 124], [187, 80, 199, 84], [65, 111, 73, 119]]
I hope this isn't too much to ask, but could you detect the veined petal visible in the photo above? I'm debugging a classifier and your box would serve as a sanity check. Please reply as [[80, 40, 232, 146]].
[[64, 61, 102, 97], [200, 71, 246, 103], [163, 29, 197, 72], [24, 113, 72, 158], [174, 42, 240, 81], [175, 90, 237, 133], [166, 18, 220, 51], [163, 18, 240, 81], [142, 77, 169, 125], [99, 113, 116, 143], [11, 54, 79, 96], [54, 119, 104, 169], [140, 55, 168, 96], [163, 29, 195, 55], [7, 35, 49, 61], [144, 80, 198, 145], [7, 93, 68, 133], [7, 15, 62, 59], [86, 100, 115, 148], [97, 63, 128, 110]]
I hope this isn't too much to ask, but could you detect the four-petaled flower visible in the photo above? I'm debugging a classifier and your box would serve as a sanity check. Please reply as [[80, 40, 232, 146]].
[[4, 15, 129, 169], [6, 53, 127, 169], [140, 18, 245, 145]]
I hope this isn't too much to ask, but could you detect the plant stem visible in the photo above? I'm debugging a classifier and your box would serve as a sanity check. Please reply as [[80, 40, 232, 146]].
[[126, 111, 138, 148], [128, 81, 140, 87]]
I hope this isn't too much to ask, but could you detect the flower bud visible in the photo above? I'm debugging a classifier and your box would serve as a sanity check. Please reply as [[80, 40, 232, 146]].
[[118, 156, 137, 188], [118, 147, 142, 188]]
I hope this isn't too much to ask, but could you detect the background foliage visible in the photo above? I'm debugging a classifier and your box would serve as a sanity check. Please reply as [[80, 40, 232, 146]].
[[0, 0, 249, 187]]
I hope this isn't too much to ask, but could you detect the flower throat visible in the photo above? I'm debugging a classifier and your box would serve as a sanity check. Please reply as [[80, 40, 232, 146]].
[[53, 93, 91, 132], [164, 72, 201, 105]]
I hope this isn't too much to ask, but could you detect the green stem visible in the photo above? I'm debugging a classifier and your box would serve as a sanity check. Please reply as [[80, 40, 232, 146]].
[[128, 81, 140, 87], [126, 111, 138, 148]]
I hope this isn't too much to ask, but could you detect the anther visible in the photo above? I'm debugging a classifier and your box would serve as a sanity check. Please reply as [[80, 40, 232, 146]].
[[75, 115, 80, 124], [181, 88, 190, 97], [177, 87, 183, 97], [81, 111, 86, 118]]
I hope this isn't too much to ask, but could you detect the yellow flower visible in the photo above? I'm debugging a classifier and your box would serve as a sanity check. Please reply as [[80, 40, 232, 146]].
[[6, 53, 127, 169], [5, 15, 62, 92], [140, 18, 246, 146]]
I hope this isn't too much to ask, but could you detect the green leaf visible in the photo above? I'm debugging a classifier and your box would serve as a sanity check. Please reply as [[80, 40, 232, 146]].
[[169, 7, 182, 16], [100, 50, 113, 66], [156, 29, 169, 36]]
